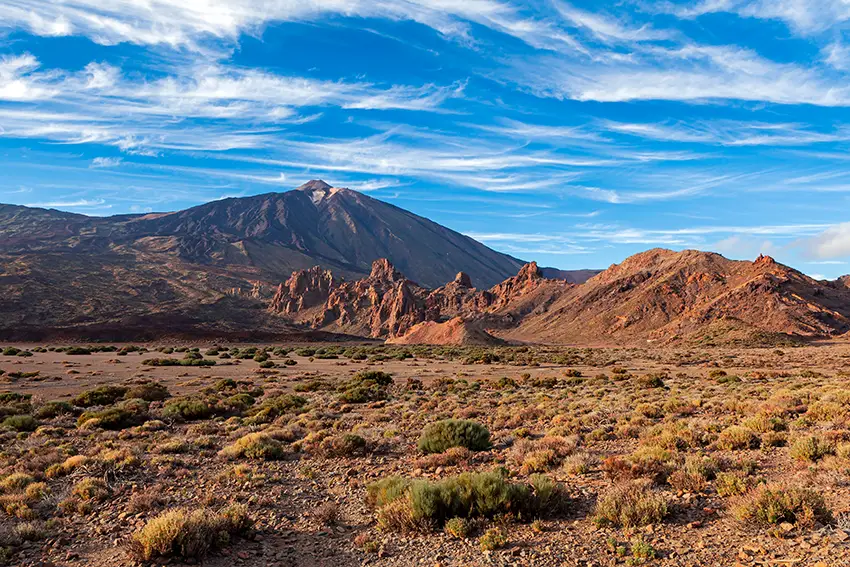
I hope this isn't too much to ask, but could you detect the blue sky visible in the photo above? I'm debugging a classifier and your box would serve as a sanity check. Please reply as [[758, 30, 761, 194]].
[[3, 1, 850, 277]]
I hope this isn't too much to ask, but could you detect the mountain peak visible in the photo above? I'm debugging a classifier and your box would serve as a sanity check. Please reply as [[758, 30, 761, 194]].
[[295, 180, 342, 204]]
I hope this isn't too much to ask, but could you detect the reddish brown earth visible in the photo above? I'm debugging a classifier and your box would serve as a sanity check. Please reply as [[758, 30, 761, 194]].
[[1, 343, 850, 567]]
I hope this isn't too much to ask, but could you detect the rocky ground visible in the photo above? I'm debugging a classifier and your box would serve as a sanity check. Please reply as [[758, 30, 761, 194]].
[[0, 342, 850, 567]]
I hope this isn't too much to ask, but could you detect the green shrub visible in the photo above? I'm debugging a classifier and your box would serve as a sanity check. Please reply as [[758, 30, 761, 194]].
[[479, 527, 508, 551], [418, 419, 491, 454], [219, 432, 286, 460], [78, 400, 149, 429], [2, 414, 37, 432], [593, 480, 668, 528], [716, 426, 760, 451], [338, 371, 393, 403], [124, 382, 170, 402], [715, 472, 756, 497], [444, 517, 470, 539], [789, 435, 833, 463], [73, 386, 128, 407], [162, 398, 213, 421], [34, 401, 76, 419], [320, 434, 367, 457], [64, 347, 91, 355], [129, 504, 251, 560], [368, 469, 565, 531], [733, 485, 832, 529], [142, 356, 214, 367], [246, 395, 306, 424]]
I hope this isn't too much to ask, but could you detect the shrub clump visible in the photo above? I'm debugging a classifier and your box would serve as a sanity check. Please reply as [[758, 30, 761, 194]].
[[129, 504, 251, 560], [593, 479, 669, 528], [219, 432, 287, 460], [2, 415, 38, 432], [418, 419, 491, 454], [789, 435, 833, 463], [124, 382, 170, 402], [367, 469, 565, 532], [245, 394, 306, 424], [72, 386, 128, 407], [733, 485, 833, 530], [162, 398, 214, 421], [77, 399, 149, 430], [34, 401, 76, 419], [338, 371, 393, 403]]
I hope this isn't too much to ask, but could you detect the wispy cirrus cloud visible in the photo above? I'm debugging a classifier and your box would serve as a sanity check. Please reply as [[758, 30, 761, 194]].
[[509, 43, 850, 106], [667, 0, 850, 35]]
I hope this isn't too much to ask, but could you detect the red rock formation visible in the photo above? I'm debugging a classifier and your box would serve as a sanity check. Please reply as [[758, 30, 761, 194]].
[[269, 267, 336, 314], [269, 259, 429, 338], [387, 317, 502, 345]]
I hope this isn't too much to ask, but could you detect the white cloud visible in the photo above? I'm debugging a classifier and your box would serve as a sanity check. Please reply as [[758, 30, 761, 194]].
[[510, 43, 850, 106], [0, 54, 56, 101], [90, 157, 123, 168], [804, 222, 850, 259], [672, 0, 850, 35], [554, 2, 671, 42], [602, 120, 850, 146], [25, 198, 107, 208], [0, 55, 465, 154], [0, 0, 585, 53]]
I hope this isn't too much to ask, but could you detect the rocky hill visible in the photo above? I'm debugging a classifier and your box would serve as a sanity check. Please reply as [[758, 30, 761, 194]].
[[269, 259, 566, 339], [270, 249, 850, 345], [504, 249, 850, 345]]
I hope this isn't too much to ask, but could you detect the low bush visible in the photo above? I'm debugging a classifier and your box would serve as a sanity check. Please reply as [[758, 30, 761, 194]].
[[716, 426, 760, 451], [593, 479, 669, 528], [338, 371, 393, 403], [162, 398, 214, 421], [733, 485, 832, 529], [2, 415, 37, 432], [789, 435, 833, 463], [246, 394, 306, 424], [219, 432, 287, 460], [73, 386, 128, 407], [129, 504, 251, 560], [320, 434, 367, 457], [418, 419, 491, 454], [367, 469, 566, 531], [142, 357, 215, 367], [78, 399, 149, 430], [124, 382, 170, 402], [34, 401, 75, 419]]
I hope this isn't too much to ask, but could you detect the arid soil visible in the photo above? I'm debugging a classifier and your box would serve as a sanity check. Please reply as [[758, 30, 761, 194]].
[[1, 342, 850, 567]]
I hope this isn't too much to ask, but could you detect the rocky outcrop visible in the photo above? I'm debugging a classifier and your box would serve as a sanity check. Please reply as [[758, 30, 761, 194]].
[[269, 259, 429, 338], [269, 267, 337, 314], [269, 259, 560, 340], [387, 317, 503, 345]]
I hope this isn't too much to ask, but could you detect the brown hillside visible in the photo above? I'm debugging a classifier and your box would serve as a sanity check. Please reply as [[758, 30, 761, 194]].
[[503, 249, 850, 344]]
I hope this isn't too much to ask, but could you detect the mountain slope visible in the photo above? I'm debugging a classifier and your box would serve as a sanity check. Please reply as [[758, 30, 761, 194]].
[[0, 180, 527, 289], [268, 249, 850, 346], [0, 180, 559, 338], [503, 249, 850, 345]]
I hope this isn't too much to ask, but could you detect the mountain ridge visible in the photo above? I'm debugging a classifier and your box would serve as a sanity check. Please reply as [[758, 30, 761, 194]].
[[269, 249, 850, 346], [0, 181, 595, 339]]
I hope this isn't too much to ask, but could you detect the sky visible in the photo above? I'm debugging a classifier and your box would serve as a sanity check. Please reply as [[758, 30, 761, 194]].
[[4, 2, 850, 277]]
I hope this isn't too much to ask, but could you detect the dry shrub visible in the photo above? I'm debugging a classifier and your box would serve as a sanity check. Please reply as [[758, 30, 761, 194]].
[[593, 479, 669, 528], [413, 446, 471, 470], [219, 431, 287, 460], [733, 485, 832, 530], [129, 504, 251, 560]]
